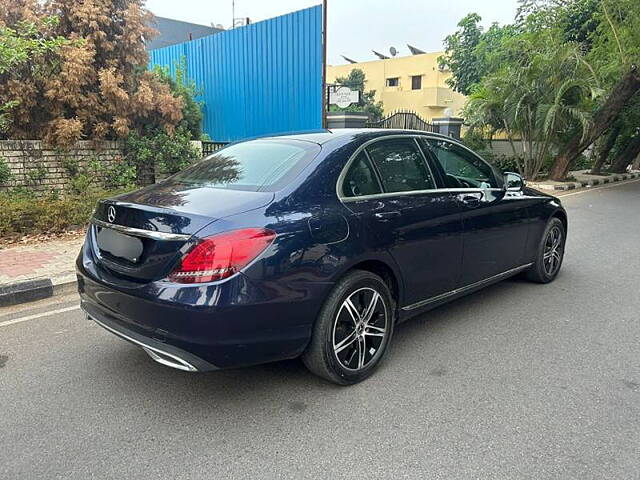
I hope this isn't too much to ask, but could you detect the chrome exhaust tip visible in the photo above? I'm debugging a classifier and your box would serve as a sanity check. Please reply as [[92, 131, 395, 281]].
[[87, 312, 199, 372], [142, 347, 198, 372]]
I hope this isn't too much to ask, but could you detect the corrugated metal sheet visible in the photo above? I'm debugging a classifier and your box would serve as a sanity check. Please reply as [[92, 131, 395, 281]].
[[149, 6, 323, 142]]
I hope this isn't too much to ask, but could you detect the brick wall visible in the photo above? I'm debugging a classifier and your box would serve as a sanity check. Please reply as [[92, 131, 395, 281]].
[[0, 140, 123, 193]]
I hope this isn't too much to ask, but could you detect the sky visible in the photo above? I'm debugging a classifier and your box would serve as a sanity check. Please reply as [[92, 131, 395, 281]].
[[145, 0, 520, 65]]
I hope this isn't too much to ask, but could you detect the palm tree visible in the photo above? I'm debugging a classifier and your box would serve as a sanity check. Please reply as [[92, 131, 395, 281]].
[[464, 39, 598, 180]]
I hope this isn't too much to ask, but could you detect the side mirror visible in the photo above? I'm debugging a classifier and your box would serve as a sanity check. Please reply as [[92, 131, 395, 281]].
[[504, 172, 525, 192]]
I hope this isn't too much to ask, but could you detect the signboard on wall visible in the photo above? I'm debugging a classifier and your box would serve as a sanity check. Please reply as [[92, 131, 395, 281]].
[[329, 86, 360, 108]]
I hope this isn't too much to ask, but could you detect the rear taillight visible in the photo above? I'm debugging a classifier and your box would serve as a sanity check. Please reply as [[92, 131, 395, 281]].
[[168, 228, 276, 283]]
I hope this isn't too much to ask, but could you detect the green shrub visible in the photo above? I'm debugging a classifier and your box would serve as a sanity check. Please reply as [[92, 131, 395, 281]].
[[573, 153, 594, 170], [0, 156, 11, 184], [0, 188, 128, 237], [124, 126, 200, 184], [490, 155, 521, 173], [154, 57, 204, 140], [26, 162, 46, 185]]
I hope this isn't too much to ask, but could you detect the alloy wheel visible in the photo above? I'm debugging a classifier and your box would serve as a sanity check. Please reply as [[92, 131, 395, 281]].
[[543, 225, 563, 276], [332, 287, 388, 371]]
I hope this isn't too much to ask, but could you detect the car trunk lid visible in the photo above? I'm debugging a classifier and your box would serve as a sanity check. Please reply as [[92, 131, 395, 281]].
[[90, 184, 274, 282]]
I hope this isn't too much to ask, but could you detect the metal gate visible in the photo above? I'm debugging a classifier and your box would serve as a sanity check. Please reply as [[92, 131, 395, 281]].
[[366, 111, 437, 133]]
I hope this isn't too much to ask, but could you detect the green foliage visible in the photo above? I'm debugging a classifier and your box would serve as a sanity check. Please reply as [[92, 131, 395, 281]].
[[0, 17, 74, 135], [59, 154, 136, 194], [607, 95, 640, 166], [0, 156, 11, 184], [440, 14, 484, 95], [439, 14, 516, 95], [464, 36, 597, 179], [573, 153, 594, 170], [492, 155, 522, 173], [154, 57, 204, 140], [446, 1, 609, 179], [0, 188, 127, 237], [588, 0, 640, 85], [331, 69, 384, 122], [26, 162, 47, 185], [0, 17, 70, 75], [124, 126, 200, 184], [100, 158, 137, 190]]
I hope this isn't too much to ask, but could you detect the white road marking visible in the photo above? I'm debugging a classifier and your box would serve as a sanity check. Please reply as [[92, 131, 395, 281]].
[[0, 305, 80, 328], [557, 177, 640, 198]]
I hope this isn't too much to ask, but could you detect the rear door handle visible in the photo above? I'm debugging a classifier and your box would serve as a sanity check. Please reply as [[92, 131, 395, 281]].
[[457, 192, 483, 207], [374, 211, 401, 221]]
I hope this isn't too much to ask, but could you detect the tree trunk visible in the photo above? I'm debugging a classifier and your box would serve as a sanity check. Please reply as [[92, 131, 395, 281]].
[[548, 68, 640, 180], [609, 135, 640, 173], [591, 123, 621, 174]]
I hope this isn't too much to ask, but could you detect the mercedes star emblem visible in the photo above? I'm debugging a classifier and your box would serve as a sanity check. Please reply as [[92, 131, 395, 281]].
[[107, 205, 116, 223]]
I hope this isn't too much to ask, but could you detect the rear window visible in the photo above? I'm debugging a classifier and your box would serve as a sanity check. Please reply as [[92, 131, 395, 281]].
[[170, 139, 320, 192]]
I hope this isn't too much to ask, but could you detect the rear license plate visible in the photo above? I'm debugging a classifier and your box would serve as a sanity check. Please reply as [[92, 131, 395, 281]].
[[96, 227, 144, 263]]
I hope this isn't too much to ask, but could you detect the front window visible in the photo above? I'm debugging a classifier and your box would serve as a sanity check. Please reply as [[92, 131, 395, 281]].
[[426, 139, 498, 189], [386, 77, 399, 87], [411, 75, 422, 90], [169, 139, 320, 192]]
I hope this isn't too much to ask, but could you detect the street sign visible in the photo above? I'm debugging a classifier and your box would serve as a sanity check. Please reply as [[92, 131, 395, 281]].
[[329, 86, 360, 108]]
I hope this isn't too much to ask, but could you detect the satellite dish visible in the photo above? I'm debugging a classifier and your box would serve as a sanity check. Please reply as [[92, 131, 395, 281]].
[[444, 107, 454, 118], [389, 46, 397, 57]]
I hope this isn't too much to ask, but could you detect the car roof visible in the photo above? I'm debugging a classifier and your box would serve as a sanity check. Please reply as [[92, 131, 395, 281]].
[[259, 128, 457, 146]]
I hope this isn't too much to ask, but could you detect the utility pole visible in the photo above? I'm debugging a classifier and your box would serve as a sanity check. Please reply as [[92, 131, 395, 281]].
[[321, 0, 328, 128], [232, 0, 235, 29]]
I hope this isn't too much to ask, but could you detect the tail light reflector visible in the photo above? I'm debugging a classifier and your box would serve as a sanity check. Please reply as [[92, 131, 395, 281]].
[[169, 228, 276, 283]]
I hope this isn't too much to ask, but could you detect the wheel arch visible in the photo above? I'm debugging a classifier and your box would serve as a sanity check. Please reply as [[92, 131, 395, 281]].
[[550, 208, 568, 233], [336, 258, 403, 321]]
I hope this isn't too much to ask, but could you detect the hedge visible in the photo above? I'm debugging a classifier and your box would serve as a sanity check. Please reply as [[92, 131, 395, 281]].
[[0, 189, 125, 238]]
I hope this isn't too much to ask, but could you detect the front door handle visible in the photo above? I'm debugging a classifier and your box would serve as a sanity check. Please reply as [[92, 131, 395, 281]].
[[374, 211, 401, 221], [457, 192, 483, 207]]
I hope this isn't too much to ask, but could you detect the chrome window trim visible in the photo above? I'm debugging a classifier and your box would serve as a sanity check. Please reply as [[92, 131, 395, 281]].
[[340, 187, 506, 203], [401, 263, 534, 311], [91, 218, 192, 241], [337, 134, 439, 202]]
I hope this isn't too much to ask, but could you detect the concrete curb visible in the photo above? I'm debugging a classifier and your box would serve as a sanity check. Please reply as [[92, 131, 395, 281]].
[[0, 273, 76, 308], [529, 172, 640, 191]]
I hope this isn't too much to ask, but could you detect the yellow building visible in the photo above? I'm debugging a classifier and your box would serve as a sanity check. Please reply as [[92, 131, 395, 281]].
[[327, 51, 466, 121]]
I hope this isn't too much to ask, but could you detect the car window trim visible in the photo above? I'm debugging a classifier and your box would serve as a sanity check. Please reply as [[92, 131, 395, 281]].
[[337, 134, 441, 202]]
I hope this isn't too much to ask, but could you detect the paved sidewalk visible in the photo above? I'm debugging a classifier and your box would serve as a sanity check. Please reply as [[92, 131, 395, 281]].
[[0, 237, 83, 286]]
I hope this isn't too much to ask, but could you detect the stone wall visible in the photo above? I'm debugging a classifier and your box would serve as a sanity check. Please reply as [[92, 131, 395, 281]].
[[0, 140, 123, 193], [484, 139, 540, 158]]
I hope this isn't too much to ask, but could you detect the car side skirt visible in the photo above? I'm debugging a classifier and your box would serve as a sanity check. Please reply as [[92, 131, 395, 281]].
[[399, 263, 534, 321]]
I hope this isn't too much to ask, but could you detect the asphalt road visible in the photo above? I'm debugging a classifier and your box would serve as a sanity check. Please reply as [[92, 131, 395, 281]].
[[1, 180, 639, 479]]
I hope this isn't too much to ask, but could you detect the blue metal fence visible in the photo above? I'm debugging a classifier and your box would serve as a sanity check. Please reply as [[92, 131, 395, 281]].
[[149, 6, 323, 142]]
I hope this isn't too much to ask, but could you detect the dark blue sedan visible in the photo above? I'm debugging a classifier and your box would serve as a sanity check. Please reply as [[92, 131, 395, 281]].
[[77, 129, 567, 384]]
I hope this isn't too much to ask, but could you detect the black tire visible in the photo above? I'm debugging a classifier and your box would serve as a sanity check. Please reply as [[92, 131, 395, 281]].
[[302, 270, 395, 385], [525, 217, 566, 283]]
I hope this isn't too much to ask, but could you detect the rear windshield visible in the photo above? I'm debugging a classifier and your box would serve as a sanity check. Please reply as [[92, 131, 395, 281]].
[[170, 139, 320, 192]]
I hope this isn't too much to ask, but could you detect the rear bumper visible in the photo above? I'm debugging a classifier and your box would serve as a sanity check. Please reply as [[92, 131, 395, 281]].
[[84, 303, 218, 372], [76, 243, 328, 369]]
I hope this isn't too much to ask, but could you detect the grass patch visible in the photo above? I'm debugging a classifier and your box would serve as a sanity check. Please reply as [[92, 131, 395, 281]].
[[0, 188, 129, 238]]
